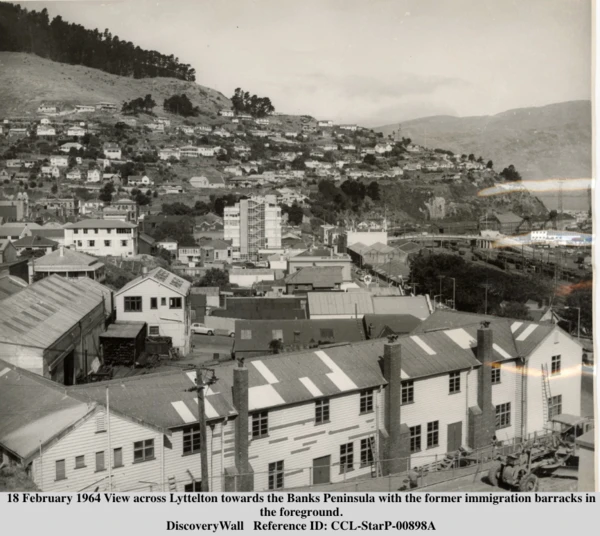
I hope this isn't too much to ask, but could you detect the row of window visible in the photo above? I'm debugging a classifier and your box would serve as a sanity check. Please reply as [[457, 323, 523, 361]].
[[267, 437, 375, 490], [76, 240, 128, 248], [253, 390, 375, 439], [124, 296, 182, 312], [73, 228, 131, 234], [409, 421, 440, 453], [55, 440, 154, 481]]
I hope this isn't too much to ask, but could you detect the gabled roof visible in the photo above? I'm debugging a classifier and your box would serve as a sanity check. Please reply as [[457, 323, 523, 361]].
[[0, 360, 94, 462], [0, 275, 28, 300], [12, 235, 58, 248], [372, 296, 431, 320], [116, 267, 191, 297], [307, 291, 374, 316], [285, 266, 343, 287], [364, 314, 423, 338], [71, 369, 236, 427], [0, 275, 109, 349], [34, 247, 104, 270]]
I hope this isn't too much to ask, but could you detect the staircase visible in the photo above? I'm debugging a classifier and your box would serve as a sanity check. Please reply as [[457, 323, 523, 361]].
[[541, 363, 552, 426], [168, 476, 177, 492]]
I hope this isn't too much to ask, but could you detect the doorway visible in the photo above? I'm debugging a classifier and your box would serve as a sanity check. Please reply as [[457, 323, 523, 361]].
[[312, 455, 331, 485]]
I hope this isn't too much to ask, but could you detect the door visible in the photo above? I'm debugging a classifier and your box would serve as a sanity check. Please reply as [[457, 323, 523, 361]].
[[312, 455, 331, 485], [447, 421, 462, 452]]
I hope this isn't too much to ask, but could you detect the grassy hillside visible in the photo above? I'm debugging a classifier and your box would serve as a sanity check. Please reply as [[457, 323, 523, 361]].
[[374, 101, 592, 210], [0, 52, 230, 117]]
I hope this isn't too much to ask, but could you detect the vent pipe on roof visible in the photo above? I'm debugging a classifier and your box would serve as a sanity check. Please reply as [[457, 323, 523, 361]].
[[142, 266, 148, 276]]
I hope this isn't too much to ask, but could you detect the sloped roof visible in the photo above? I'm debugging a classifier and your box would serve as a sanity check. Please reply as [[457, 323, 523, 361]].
[[285, 266, 343, 287], [0, 275, 108, 349], [33, 247, 103, 270], [0, 275, 28, 300], [234, 319, 365, 353], [0, 360, 94, 462], [493, 212, 523, 224], [364, 314, 423, 338], [116, 267, 191, 297], [12, 235, 58, 248], [307, 292, 374, 316], [372, 296, 431, 320], [71, 369, 236, 427], [65, 219, 136, 229]]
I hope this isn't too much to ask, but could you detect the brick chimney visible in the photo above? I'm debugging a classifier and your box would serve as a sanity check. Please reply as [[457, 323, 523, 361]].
[[382, 342, 410, 474], [468, 324, 496, 449], [230, 363, 254, 491]]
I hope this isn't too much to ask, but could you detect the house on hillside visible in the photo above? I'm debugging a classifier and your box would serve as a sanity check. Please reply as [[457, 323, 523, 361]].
[[189, 176, 226, 188]]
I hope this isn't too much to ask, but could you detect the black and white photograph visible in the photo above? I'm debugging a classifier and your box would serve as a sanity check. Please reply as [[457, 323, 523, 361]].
[[0, 0, 595, 498]]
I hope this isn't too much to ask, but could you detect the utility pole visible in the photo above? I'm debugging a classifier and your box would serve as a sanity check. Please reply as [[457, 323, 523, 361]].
[[449, 277, 456, 310], [437, 275, 444, 302], [184, 366, 218, 492]]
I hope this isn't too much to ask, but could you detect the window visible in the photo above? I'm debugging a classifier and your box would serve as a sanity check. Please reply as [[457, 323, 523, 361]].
[[117, 228, 131, 234], [360, 437, 374, 467], [241, 329, 252, 340], [359, 389, 374, 414], [161, 297, 166, 306], [113, 448, 123, 468], [77, 240, 82, 247], [495, 402, 511, 429], [427, 421, 439, 448], [491, 363, 501, 384], [55, 459, 66, 481], [107, 229, 112, 234], [88, 240, 95, 247], [272, 329, 283, 341], [449, 372, 461, 394], [169, 297, 182, 309], [96, 413, 106, 432], [252, 411, 268, 438], [409, 425, 421, 453], [319, 328, 334, 340], [150, 297, 158, 309], [95, 451, 105, 472], [340, 442, 354, 473], [548, 395, 562, 420], [94, 229, 99, 234], [149, 326, 159, 336], [315, 399, 330, 424], [551, 355, 561, 375], [75, 455, 85, 469], [268, 461, 284, 490], [133, 439, 155, 462], [74, 229, 79, 234], [184, 481, 202, 492], [124, 296, 142, 312], [183, 425, 201, 455], [401, 380, 414, 405], [83, 229, 88, 234], [121, 240, 128, 247]]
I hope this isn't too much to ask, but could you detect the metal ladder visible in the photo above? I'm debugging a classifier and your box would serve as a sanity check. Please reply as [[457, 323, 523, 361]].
[[541, 363, 552, 425], [168, 476, 177, 492]]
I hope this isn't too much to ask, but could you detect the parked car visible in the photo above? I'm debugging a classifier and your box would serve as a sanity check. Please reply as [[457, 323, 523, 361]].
[[191, 323, 214, 335]]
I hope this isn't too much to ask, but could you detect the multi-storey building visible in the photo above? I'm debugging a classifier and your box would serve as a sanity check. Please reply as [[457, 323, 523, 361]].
[[224, 197, 282, 261], [64, 219, 138, 257]]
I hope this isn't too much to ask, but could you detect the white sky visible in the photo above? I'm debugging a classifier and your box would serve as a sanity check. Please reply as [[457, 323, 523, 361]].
[[22, 0, 592, 126]]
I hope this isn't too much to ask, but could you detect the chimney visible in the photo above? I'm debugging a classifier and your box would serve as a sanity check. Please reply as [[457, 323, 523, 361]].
[[59, 245, 64, 257], [232, 363, 254, 491], [142, 266, 148, 276], [382, 342, 410, 474], [468, 323, 496, 449]]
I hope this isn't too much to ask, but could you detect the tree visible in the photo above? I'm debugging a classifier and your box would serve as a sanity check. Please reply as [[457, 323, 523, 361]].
[[50, 184, 58, 194], [366, 181, 380, 201], [143, 94, 157, 112], [500, 164, 522, 182], [196, 268, 229, 288], [285, 203, 304, 226], [486, 160, 494, 169], [363, 154, 377, 166], [99, 182, 115, 203], [163, 94, 199, 117], [468, 154, 475, 162]]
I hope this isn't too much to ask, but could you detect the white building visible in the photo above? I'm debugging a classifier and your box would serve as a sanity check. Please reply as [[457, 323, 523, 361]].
[[87, 169, 102, 182], [103, 144, 122, 160], [64, 219, 138, 257], [50, 155, 69, 167], [75, 105, 96, 113], [115, 267, 191, 355], [67, 126, 87, 137], [219, 109, 235, 117], [37, 125, 56, 137], [224, 197, 282, 260], [159, 148, 181, 161]]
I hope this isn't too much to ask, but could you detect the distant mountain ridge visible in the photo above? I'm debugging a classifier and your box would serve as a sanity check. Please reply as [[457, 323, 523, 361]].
[[374, 101, 592, 210]]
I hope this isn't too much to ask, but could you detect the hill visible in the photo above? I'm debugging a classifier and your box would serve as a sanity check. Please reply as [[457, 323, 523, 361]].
[[374, 101, 592, 210], [0, 52, 230, 117]]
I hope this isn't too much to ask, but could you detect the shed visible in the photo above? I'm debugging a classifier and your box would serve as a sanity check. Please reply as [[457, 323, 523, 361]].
[[100, 322, 147, 366]]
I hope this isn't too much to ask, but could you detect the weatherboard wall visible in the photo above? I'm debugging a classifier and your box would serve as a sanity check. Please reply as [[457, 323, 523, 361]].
[[490, 359, 520, 443]]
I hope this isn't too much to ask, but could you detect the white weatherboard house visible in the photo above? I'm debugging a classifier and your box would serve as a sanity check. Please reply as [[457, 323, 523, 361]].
[[115, 267, 192, 356], [64, 219, 138, 257]]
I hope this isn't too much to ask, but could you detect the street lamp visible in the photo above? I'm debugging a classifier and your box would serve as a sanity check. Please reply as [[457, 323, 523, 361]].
[[437, 275, 445, 302]]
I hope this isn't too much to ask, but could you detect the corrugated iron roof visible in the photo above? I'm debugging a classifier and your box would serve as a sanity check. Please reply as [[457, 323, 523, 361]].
[[65, 219, 136, 229], [372, 296, 431, 320], [34, 247, 103, 269], [285, 266, 343, 287], [307, 292, 374, 316], [0, 275, 107, 349], [0, 360, 93, 461], [100, 321, 146, 339], [116, 267, 191, 297]]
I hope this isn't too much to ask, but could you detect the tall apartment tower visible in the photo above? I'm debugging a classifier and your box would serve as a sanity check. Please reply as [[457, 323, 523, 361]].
[[224, 197, 282, 260]]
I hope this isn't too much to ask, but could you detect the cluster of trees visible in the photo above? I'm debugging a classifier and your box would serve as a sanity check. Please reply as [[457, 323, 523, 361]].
[[309, 179, 381, 223], [500, 164, 522, 182], [281, 203, 304, 226], [408, 253, 551, 317], [163, 94, 200, 117], [161, 194, 244, 218], [122, 95, 156, 114], [195, 268, 229, 288], [99, 182, 115, 203], [230, 88, 275, 117], [0, 4, 196, 81]]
